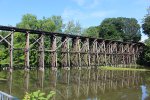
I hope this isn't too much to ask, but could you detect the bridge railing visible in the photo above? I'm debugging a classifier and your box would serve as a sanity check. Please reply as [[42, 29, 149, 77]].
[[0, 91, 18, 100]]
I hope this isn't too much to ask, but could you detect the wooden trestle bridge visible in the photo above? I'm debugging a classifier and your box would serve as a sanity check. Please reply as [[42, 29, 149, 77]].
[[0, 25, 144, 71]]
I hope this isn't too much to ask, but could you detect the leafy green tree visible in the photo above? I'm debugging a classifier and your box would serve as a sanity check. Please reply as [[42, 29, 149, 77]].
[[17, 14, 56, 32], [64, 20, 82, 35], [37, 17, 56, 32], [83, 26, 99, 38], [51, 16, 64, 32], [98, 17, 141, 41], [99, 18, 122, 40], [138, 38, 150, 66], [121, 18, 141, 41], [16, 14, 38, 30], [142, 16, 150, 37]]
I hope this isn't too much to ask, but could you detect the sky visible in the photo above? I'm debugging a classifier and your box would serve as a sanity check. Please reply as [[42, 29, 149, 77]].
[[0, 0, 149, 41]]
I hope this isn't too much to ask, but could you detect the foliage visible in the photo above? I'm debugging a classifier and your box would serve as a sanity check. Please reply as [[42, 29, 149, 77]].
[[64, 20, 82, 35], [99, 18, 122, 40], [98, 17, 141, 41], [142, 15, 150, 37], [23, 90, 55, 100], [138, 38, 150, 66], [83, 26, 99, 38], [16, 14, 56, 32], [0, 14, 84, 68], [51, 16, 64, 32]]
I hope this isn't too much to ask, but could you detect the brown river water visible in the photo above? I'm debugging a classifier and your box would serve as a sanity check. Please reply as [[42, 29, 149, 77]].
[[0, 68, 150, 100]]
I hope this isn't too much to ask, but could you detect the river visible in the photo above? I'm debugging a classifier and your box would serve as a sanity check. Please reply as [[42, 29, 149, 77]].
[[0, 68, 150, 100]]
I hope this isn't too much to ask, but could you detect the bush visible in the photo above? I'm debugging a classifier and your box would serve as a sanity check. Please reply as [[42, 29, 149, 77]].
[[23, 90, 55, 100]]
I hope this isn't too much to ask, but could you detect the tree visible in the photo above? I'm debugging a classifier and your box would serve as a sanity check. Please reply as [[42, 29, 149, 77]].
[[17, 14, 56, 32], [51, 16, 64, 32], [99, 18, 122, 40], [142, 16, 150, 37], [83, 26, 99, 38], [64, 20, 82, 35], [121, 18, 141, 41], [138, 38, 150, 66], [98, 17, 141, 42], [16, 14, 38, 30], [37, 17, 56, 32]]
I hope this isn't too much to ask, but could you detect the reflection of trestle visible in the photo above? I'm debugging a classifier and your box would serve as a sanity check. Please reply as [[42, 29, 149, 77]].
[[56, 69, 143, 100], [5, 69, 144, 100]]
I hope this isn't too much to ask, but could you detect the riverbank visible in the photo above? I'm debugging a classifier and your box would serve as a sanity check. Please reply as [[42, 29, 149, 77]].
[[99, 66, 150, 71]]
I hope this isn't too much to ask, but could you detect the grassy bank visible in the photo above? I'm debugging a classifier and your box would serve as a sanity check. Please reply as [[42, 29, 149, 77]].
[[99, 66, 150, 71]]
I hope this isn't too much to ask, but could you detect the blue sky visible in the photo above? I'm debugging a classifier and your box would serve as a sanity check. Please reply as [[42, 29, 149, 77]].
[[0, 0, 149, 41]]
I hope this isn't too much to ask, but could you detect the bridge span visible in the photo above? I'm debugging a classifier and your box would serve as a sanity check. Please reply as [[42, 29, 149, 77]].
[[0, 25, 144, 70]]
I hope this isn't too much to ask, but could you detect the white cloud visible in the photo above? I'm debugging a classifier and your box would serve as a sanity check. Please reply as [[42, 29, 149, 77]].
[[62, 8, 114, 23], [72, 0, 85, 6], [89, 0, 100, 8], [72, 0, 101, 8], [62, 8, 86, 21]]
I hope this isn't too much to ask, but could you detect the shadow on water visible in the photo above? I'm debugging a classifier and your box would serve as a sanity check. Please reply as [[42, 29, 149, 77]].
[[0, 68, 150, 100]]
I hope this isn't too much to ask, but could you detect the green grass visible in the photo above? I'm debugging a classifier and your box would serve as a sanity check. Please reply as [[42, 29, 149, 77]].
[[99, 66, 150, 71]]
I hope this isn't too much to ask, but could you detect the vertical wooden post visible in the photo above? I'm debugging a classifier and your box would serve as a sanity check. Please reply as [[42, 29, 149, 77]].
[[61, 37, 68, 67], [80, 38, 89, 67], [9, 31, 14, 72], [122, 44, 125, 67], [96, 40, 99, 66], [51, 35, 57, 69], [104, 41, 107, 66], [87, 39, 91, 67], [67, 38, 70, 68], [71, 38, 76, 67], [71, 37, 79, 67], [77, 38, 81, 67], [39, 34, 44, 71], [25, 32, 30, 70], [110, 43, 113, 66]]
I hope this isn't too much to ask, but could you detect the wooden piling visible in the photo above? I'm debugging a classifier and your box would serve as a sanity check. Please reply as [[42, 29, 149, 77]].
[[25, 32, 30, 70], [39, 34, 44, 71], [9, 31, 14, 72]]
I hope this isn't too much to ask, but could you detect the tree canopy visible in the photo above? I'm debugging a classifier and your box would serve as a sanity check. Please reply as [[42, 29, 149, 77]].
[[142, 15, 150, 37], [64, 20, 82, 35], [83, 26, 99, 38], [16, 14, 58, 32], [98, 17, 141, 42]]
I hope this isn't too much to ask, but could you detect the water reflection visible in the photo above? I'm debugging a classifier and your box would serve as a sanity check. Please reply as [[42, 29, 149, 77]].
[[0, 68, 150, 100], [7, 72, 12, 94], [24, 71, 29, 92], [141, 85, 149, 100]]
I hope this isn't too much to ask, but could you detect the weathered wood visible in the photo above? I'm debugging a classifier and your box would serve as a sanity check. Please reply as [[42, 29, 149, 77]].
[[51, 35, 57, 68], [0, 25, 145, 69], [61, 37, 68, 67], [39, 34, 44, 71], [25, 32, 30, 70], [9, 32, 14, 72]]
